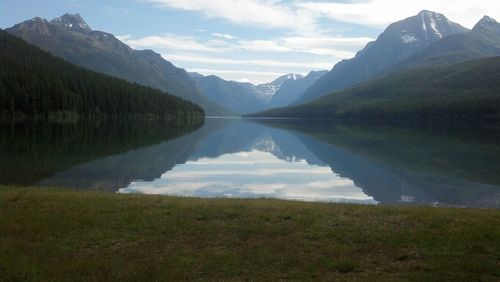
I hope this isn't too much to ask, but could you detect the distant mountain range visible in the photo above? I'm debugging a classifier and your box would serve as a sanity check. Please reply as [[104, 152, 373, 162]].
[[251, 56, 500, 121], [251, 12, 500, 122], [7, 10, 499, 121], [190, 72, 326, 114], [6, 13, 327, 116], [189, 73, 266, 114], [296, 10, 469, 104], [269, 71, 328, 108], [5, 13, 230, 116], [255, 74, 303, 102]]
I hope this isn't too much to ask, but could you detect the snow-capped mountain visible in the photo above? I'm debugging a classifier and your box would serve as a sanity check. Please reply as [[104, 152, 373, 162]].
[[297, 10, 468, 103], [190, 73, 306, 114], [392, 15, 500, 70], [254, 74, 303, 102], [50, 13, 92, 33], [269, 71, 328, 108]]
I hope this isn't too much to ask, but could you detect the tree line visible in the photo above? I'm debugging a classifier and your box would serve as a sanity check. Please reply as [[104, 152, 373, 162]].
[[0, 30, 204, 123]]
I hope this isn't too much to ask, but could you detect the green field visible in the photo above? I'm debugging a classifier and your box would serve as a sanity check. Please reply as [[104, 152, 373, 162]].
[[0, 187, 499, 281]]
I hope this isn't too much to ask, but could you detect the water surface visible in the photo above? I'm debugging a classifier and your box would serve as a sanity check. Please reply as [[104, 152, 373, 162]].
[[2, 118, 500, 208]]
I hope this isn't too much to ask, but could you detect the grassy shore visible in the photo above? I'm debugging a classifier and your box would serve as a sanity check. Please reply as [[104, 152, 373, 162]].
[[0, 187, 499, 281]]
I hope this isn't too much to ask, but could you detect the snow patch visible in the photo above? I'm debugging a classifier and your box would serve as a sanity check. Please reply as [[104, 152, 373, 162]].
[[401, 34, 418, 43], [421, 11, 444, 39], [421, 14, 427, 33], [429, 17, 443, 38]]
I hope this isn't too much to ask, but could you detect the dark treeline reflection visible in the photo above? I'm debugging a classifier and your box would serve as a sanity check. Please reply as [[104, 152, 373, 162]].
[[0, 120, 203, 188], [261, 120, 500, 207], [2, 118, 500, 207]]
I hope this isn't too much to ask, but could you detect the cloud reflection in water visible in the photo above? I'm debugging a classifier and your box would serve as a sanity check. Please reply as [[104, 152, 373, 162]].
[[119, 149, 377, 204]]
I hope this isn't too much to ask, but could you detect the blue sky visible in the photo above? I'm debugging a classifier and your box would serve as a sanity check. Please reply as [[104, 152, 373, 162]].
[[2, 0, 499, 84]]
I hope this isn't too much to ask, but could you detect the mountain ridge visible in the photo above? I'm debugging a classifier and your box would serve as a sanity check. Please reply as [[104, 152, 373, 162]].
[[190, 72, 325, 114], [295, 10, 469, 104], [249, 56, 500, 121], [6, 14, 231, 116], [0, 29, 204, 121], [390, 15, 500, 72]]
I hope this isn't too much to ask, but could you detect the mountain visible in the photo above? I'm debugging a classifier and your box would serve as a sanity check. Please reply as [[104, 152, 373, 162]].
[[6, 14, 229, 116], [269, 71, 328, 108], [0, 30, 204, 122], [392, 16, 500, 70], [190, 74, 266, 114], [473, 15, 500, 35], [249, 56, 500, 122], [255, 74, 303, 102], [296, 10, 468, 104], [190, 73, 306, 114]]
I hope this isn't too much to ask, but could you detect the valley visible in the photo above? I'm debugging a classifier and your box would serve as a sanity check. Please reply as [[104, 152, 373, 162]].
[[1, 4, 500, 281]]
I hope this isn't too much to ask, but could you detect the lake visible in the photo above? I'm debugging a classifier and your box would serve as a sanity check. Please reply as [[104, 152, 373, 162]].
[[2, 118, 500, 208]]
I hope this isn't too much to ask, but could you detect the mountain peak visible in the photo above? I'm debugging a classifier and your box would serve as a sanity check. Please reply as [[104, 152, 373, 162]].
[[472, 16, 499, 33], [418, 10, 450, 39], [479, 15, 497, 24], [29, 17, 47, 23], [379, 10, 467, 46], [271, 73, 303, 85], [418, 10, 439, 16], [50, 13, 91, 33]]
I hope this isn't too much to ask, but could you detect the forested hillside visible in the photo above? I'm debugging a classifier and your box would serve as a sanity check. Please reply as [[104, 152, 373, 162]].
[[6, 14, 229, 116], [0, 30, 204, 122], [250, 57, 500, 122]]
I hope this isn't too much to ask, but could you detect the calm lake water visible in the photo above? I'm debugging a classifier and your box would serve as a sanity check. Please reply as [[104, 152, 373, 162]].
[[2, 118, 500, 208]]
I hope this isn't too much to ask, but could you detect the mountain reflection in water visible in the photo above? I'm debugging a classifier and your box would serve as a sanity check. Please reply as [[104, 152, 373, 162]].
[[1, 118, 499, 208]]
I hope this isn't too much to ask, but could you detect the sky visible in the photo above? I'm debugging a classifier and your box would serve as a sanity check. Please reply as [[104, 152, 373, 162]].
[[2, 0, 500, 84]]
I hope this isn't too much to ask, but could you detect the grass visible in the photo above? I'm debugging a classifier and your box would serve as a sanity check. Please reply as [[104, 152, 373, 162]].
[[0, 187, 499, 281]]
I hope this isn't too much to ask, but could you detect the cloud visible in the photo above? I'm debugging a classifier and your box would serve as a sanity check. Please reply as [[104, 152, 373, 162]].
[[146, 0, 500, 30], [146, 0, 319, 33], [119, 149, 377, 203], [117, 33, 225, 52], [188, 69, 289, 84], [212, 32, 237, 40], [189, 68, 287, 77], [235, 78, 252, 83], [235, 36, 373, 57], [298, 0, 500, 28], [120, 33, 373, 59], [118, 32, 373, 83], [164, 54, 333, 70]]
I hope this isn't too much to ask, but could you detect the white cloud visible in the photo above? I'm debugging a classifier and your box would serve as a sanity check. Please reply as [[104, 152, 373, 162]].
[[235, 78, 252, 83], [298, 0, 500, 29], [145, 0, 500, 31], [126, 0, 500, 84], [121, 33, 373, 59], [188, 69, 289, 84], [235, 36, 373, 57], [212, 32, 237, 39], [118, 32, 374, 83], [164, 53, 332, 70], [119, 149, 377, 203], [117, 33, 225, 52], [189, 69, 287, 76], [146, 0, 319, 33]]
